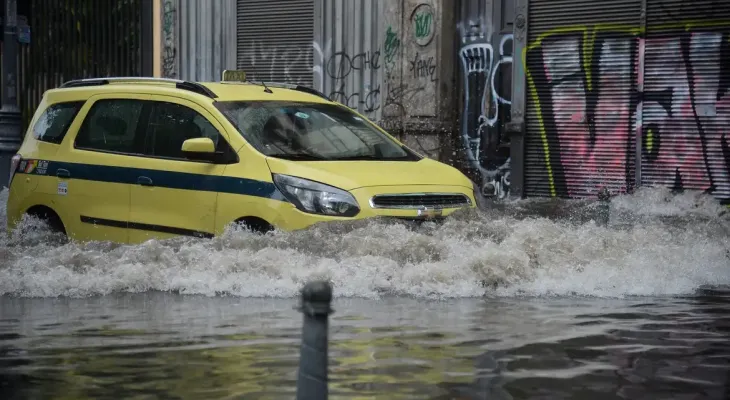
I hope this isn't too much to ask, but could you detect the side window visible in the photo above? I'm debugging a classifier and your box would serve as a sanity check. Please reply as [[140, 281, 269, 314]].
[[144, 101, 221, 160], [33, 101, 85, 144], [75, 99, 145, 154]]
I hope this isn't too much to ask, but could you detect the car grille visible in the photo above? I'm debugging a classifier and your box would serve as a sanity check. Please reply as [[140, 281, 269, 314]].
[[369, 193, 471, 209]]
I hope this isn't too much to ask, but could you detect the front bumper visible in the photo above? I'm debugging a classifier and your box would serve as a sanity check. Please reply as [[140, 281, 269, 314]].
[[270, 184, 476, 231]]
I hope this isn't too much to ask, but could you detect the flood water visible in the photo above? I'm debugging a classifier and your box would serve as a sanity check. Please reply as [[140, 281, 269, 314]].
[[1, 187, 729, 399]]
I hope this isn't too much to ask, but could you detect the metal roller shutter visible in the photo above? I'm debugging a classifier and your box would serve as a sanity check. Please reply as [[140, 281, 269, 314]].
[[524, 0, 641, 198], [236, 0, 314, 86], [642, 0, 730, 205]]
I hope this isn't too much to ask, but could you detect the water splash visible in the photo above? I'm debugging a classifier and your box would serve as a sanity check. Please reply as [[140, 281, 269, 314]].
[[0, 187, 728, 299], [0, 187, 7, 229]]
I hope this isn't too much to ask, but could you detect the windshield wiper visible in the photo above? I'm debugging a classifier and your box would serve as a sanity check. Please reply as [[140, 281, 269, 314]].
[[268, 153, 326, 161]]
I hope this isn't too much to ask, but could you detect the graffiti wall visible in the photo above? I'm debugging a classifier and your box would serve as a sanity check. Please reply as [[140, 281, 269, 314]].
[[158, 0, 730, 205], [524, 20, 730, 204], [231, 0, 448, 131], [315, 0, 445, 136], [457, 0, 515, 199], [161, 0, 454, 161]]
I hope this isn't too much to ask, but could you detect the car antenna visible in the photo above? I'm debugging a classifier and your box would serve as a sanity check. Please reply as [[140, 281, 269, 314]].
[[260, 81, 273, 94]]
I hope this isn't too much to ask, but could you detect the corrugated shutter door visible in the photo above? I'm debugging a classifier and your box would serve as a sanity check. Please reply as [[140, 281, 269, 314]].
[[642, 1, 730, 204], [524, 0, 641, 198], [236, 0, 314, 86]]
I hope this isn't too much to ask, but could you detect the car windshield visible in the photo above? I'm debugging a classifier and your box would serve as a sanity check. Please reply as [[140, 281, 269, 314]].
[[215, 101, 420, 161]]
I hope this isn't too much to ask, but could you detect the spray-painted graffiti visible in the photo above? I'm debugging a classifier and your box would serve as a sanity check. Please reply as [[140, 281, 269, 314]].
[[382, 84, 427, 120], [161, 0, 177, 78], [326, 50, 381, 79], [322, 48, 382, 114], [238, 38, 387, 118], [243, 40, 312, 85], [313, 22, 434, 120], [382, 25, 413, 120], [458, 19, 514, 199], [526, 23, 730, 203], [415, 14, 432, 39], [412, 3, 435, 46], [403, 3, 440, 118], [384, 26, 401, 66], [409, 52, 437, 81]]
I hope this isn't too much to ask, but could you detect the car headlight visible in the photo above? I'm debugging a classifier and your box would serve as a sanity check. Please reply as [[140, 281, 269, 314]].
[[273, 174, 360, 217]]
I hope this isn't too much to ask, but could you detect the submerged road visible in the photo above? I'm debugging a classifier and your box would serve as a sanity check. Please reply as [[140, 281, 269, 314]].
[[1, 187, 729, 399]]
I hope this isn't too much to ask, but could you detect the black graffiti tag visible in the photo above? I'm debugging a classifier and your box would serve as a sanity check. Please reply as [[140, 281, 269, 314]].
[[329, 84, 381, 113], [383, 81, 425, 118], [326, 50, 381, 79], [409, 52, 437, 82]]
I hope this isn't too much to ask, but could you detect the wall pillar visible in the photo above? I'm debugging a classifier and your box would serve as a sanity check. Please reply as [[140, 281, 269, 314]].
[[507, 0, 527, 199]]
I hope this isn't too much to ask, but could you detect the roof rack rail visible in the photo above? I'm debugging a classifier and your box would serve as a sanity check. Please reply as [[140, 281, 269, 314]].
[[241, 80, 331, 101], [292, 85, 331, 101], [59, 77, 218, 99]]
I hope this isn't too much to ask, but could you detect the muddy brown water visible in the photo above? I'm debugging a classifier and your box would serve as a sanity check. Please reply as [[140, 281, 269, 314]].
[[1, 187, 729, 399]]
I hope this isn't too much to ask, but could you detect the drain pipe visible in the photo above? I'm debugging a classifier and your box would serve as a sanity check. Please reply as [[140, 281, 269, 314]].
[[296, 280, 334, 400], [596, 187, 611, 227]]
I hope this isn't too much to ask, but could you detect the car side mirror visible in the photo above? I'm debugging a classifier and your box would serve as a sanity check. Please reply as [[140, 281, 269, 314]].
[[181, 137, 218, 162]]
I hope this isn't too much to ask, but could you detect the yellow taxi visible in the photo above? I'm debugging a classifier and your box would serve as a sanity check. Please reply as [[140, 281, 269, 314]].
[[6, 72, 478, 244]]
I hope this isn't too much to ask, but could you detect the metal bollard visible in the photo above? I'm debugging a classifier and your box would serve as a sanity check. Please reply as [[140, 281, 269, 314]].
[[295, 280, 334, 400], [596, 187, 611, 227]]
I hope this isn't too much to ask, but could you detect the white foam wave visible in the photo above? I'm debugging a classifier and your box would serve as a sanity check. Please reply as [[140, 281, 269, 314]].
[[1, 187, 728, 299], [611, 186, 730, 218]]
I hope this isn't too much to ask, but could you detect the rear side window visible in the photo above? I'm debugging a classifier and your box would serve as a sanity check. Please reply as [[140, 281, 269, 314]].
[[144, 101, 222, 160], [33, 101, 85, 144], [75, 99, 145, 154]]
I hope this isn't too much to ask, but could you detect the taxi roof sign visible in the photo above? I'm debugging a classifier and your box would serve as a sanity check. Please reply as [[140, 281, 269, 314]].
[[222, 69, 246, 82]]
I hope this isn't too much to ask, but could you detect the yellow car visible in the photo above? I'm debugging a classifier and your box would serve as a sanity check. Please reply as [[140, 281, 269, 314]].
[[6, 73, 478, 244]]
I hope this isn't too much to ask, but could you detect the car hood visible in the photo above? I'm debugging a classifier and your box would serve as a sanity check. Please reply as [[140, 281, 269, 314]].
[[265, 157, 474, 191]]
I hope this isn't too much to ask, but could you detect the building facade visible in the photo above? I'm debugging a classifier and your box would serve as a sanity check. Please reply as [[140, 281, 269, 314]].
[[4, 0, 154, 130], [155, 0, 730, 206]]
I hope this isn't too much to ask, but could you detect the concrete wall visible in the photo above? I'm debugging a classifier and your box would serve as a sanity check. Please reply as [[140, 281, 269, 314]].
[[158, 0, 237, 81], [157, 0, 459, 163], [312, 0, 384, 120], [379, 0, 459, 163], [312, 0, 458, 162]]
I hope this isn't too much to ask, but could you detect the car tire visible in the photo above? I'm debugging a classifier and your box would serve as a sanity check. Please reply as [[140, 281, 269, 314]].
[[234, 217, 274, 235], [25, 206, 67, 237]]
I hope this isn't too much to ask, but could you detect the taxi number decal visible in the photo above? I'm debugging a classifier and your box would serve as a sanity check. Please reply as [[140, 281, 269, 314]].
[[18, 159, 49, 175], [57, 181, 68, 196], [36, 160, 49, 175]]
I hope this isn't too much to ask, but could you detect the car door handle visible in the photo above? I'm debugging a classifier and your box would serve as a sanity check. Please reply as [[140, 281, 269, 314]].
[[56, 168, 70, 179], [137, 176, 153, 186]]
